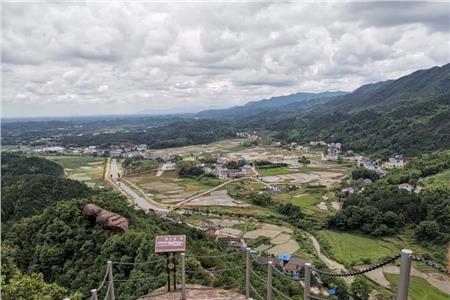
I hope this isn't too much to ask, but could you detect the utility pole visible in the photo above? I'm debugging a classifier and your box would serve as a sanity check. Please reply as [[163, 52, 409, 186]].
[[267, 260, 273, 300], [304, 263, 311, 300], [107, 261, 115, 300], [397, 249, 413, 300]]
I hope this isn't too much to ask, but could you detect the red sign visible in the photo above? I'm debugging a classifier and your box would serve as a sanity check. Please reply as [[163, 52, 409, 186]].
[[155, 235, 186, 253]]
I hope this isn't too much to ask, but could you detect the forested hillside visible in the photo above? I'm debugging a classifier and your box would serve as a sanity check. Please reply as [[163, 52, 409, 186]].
[[2, 152, 64, 177], [2, 193, 244, 299], [233, 63, 450, 156], [61, 119, 235, 148], [1, 155, 302, 299], [328, 151, 450, 260], [0, 155, 242, 299], [1, 153, 94, 222], [197, 91, 346, 120]]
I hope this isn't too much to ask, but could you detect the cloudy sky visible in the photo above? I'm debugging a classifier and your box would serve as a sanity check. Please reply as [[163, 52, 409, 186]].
[[2, 1, 449, 118]]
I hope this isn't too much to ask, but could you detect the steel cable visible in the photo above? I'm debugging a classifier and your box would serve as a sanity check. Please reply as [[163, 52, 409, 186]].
[[249, 253, 268, 265], [112, 256, 170, 266], [249, 283, 265, 300], [186, 252, 243, 259], [103, 281, 111, 300], [96, 266, 109, 291], [271, 285, 293, 300], [272, 266, 301, 281], [185, 265, 245, 275], [113, 273, 167, 282]]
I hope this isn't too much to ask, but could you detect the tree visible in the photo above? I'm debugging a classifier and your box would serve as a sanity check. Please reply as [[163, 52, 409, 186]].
[[178, 161, 205, 178], [2, 273, 69, 300], [415, 220, 440, 241], [352, 167, 380, 181], [351, 277, 371, 300], [298, 156, 311, 164], [249, 192, 272, 207]]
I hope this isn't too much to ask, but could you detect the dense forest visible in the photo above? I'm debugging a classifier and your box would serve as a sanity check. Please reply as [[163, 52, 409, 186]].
[[1, 154, 303, 299], [1, 115, 192, 146], [328, 151, 450, 256], [207, 63, 450, 157], [1, 153, 94, 222], [61, 119, 235, 148]]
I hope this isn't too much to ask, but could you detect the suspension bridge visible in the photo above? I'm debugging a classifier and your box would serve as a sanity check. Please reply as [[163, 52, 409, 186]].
[[62, 247, 448, 300]]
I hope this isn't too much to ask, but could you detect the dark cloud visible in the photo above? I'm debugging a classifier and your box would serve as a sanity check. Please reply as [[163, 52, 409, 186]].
[[346, 2, 450, 32]]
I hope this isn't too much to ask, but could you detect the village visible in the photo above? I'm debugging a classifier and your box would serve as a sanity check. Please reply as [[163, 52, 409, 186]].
[[10, 132, 449, 299]]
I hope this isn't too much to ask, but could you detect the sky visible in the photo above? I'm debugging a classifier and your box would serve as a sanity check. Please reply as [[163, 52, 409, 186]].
[[2, 1, 449, 118]]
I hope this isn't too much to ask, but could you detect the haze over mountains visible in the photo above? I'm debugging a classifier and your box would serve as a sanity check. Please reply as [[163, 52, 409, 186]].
[[197, 63, 450, 120], [196, 91, 347, 119], [197, 63, 450, 156]]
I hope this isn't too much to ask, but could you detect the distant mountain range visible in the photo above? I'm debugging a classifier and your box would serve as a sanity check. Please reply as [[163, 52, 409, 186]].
[[198, 63, 450, 156], [196, 91, 347, 120]]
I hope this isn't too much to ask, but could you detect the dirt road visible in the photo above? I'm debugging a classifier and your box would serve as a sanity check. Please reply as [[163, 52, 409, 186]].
[[306, 232, 354, 284]]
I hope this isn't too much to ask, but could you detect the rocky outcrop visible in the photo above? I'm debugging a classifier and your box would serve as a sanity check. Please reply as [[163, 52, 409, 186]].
[[83, 204, 129, 232]]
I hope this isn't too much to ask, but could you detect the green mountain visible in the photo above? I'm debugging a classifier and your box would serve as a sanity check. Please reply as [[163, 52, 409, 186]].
[[196, 91, 347, 120], [235, 63, 450, 156]]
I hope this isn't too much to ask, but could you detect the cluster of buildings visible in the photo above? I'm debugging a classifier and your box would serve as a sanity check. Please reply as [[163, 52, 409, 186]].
[[322, 142, 342, 161], [203, 157, 256, 179], [236, 131, 259, 140]]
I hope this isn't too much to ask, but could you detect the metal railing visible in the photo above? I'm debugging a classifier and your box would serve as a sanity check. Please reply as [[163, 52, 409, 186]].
[[64, 247, 448, 300]]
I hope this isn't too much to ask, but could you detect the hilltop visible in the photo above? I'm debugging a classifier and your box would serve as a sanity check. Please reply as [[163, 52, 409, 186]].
[[228, 63, 450, 156]]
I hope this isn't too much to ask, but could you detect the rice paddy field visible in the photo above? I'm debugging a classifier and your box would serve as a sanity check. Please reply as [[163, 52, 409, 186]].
[[45, 155, 106, 188]]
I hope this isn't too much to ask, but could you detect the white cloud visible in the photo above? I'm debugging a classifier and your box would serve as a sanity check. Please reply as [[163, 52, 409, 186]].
[[97, 85, 109, 92], [1, 2, 448, 117]]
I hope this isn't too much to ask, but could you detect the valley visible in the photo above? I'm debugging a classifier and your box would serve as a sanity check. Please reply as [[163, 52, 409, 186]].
[[2, 63, 449, 300], [24, 134, 448, 299]]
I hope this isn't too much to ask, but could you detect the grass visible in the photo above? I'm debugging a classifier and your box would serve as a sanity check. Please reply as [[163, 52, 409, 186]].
[[45, 155, 105, 169], [420, 169, 450, 189], [232, 221, 258, 232], [202, 206, 280, 217], [259, 167, 300, 176], [45, 155, 106, 187], [318, 230, 399, 266], [273, 189, 326, 217], [384, 273, 449, 300]]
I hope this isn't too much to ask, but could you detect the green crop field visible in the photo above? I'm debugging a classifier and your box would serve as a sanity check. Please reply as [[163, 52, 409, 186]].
[[45, 155, 105, 169], [318, 230, 399, 265], [259, 167, 299, 176], [45, 155, 106, 187], [384, 273, 449, 300]]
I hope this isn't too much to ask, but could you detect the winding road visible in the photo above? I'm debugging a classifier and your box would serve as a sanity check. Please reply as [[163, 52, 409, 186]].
[[305, 232, 354, 284]]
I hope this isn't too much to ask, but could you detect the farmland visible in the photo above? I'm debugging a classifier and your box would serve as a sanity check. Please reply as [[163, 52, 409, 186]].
[[45, 155, 106, 188], [317, 230, 399, 266], [384, 273, 449, 300]]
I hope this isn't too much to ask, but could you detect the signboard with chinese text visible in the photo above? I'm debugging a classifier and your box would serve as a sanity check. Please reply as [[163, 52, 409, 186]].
[[155, 235, 186, 253]]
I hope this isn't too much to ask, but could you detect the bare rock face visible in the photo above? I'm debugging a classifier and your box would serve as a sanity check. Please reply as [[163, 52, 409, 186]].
[[83, 204, 129, 232]]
